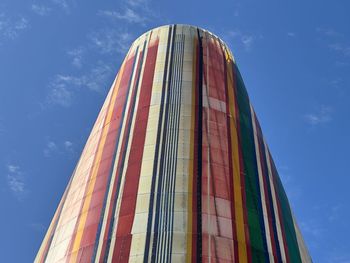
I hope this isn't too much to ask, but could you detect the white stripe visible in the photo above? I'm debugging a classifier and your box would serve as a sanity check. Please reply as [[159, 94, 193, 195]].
[[264, 140, 287, 262], [250, 105, 274, 263]]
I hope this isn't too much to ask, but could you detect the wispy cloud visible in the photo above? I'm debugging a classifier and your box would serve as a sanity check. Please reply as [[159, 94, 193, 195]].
[[43, 139, 75, 156], [316, 27, 350, 59], [304, 105, 333, 125], [316, 27, 343, 38], [89, 29, 133, 55], [287, 32, 296, 37], [126, 0, 149, 7], [329, 43, 350, 57], [6, 164, 27, 199], [31, 4, 52, 16], [64, 140, 74, 153], [225, 30, 258, 51], [67, 47, 84, 68], [0, 13, 29, 40], [51, 0, 71, 13], [43, 141, 58, 157], [46, 61, 113, 107], [98, 8, 147, 25], [46, 76, 74, 107]]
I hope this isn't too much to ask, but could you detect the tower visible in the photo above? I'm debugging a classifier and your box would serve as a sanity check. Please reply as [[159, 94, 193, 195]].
[[35, 24, 311, 262]]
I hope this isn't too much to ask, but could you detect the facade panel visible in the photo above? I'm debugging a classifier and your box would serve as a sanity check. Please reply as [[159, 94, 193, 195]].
[[36, 24, 311, 263]]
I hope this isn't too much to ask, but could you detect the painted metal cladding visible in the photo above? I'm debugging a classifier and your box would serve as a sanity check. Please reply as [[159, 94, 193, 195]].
[[35, 24, 311, 263]]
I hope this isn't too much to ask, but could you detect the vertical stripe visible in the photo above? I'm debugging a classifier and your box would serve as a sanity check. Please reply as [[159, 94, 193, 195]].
[[92, 46, 140, 262], [254, 115, 282, 263], [91, 52, 138, 263], [186, 29, 197, 263], [226, 54, 249, 263], [223, 45, 239, 263], [264, 140, 288, 262], [35, 25, 311, 263], [234, 64, 269, 262], [151, 25, 178, 263], [68, 66, 129, 262], [251, 106, 273, 263], [105, 41, 147, 262], [143, 25, 173, 263], [196, 28, 203, 263], [269, 153, 302, 263]]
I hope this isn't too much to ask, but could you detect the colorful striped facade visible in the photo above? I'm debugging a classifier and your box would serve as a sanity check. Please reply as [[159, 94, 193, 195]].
[[35, 25, 311, 263]]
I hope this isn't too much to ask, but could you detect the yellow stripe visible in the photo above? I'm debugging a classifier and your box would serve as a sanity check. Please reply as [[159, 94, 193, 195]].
[[92, 60, 127, 262], [225, 52, 248, 263], [69, 57, 127, 263], [186, 35, 197, 263]]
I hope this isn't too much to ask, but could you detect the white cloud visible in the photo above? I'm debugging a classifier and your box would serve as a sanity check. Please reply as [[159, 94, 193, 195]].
[[7, 174, 25, 194], [6, 164, 26, 199], [44, 141, 58, 157], [0, 13, 29, 40], [31, 4, 52, 16], [46, 62, 113, 107], [64, 140, 73, 148], [98, 8, 147, 25], [226, 30, 257, 51], [52, 0, 71, 13], [304, 105, 333, 125], [64, 140, 73, 153], [7, 164, 20, 173], [241, 35, 254, 50], [316, 27, 343, 38], [316, 28, 350, 58], [329, 43, 350, 57], [89, 29, 133, 55], [47, 77, 74, 107], [126, 0, 148, 7], [67, 47, 84, 68], [43, 139, 75, 156]]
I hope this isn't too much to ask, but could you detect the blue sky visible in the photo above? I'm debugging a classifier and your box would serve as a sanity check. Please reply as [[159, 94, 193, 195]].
[[1, 0, 349, 262]]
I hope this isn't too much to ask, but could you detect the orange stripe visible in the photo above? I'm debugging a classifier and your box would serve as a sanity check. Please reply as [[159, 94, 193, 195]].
[[69, 59, 127, 262]]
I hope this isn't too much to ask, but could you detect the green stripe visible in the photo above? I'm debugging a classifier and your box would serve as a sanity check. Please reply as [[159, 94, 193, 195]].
[[271, 160, 302, 262], [234, 64, 268, 262]]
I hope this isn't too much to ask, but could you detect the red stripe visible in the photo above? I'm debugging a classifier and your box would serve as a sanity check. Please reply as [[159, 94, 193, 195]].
[[95, 49, 144, 262], [77, 53, 137, 261], [111, 40, 159, 262], [100, 54, 136, 259], [65, 64, 131, 260]]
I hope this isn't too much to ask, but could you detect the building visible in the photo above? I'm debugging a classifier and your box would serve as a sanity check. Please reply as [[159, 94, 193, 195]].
[[35, 24, 311, 263]]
